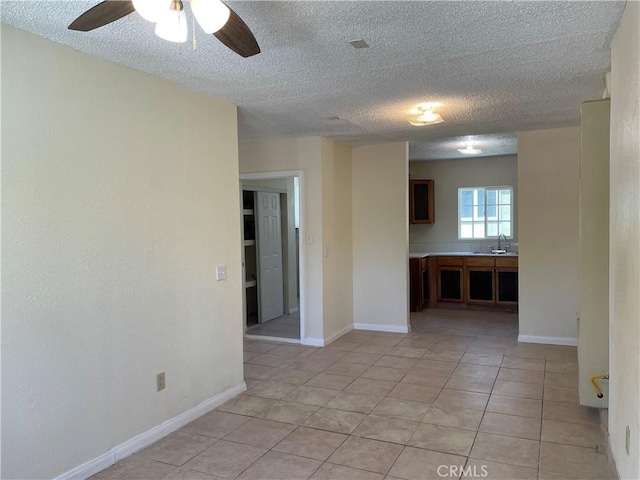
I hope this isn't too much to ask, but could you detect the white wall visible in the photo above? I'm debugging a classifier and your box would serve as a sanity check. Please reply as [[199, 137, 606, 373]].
[[518, 127, 580, 344], [578, 100, 610, 408], [352, 142, 410, 333], [409, 155, 518, 252], [239, 138, 325, 343], [608, 2, 640, 478], [1, 25, 244, 479], [321, 139, 354, 341]]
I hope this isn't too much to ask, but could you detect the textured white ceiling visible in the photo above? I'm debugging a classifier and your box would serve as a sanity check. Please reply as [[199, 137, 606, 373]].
[[410, 133, 518, 161], [1, 1, 624, 159]]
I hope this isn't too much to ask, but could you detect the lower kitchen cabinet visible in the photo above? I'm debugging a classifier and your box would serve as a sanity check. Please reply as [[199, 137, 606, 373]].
[[466, 268, 495, 304], [465, 256, 496, 305], [437, 257, 464, 302], [496, 268, 519, 304], [410, 257, 428, 311], [439, 268, 463, 301], [465, 257, 518, 308], [410, 254, 518, 310], [495, 256, 519, 306]]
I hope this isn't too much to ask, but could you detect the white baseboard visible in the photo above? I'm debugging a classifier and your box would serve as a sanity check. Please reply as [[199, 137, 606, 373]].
[[323, 324, 354, 346], [288, 307, 299, 314], [606, 428, 621, 480], [354, 323, 410, 334], [302, 337, 325, 347], [518, 334, 578, 346], [244, 334, 300, 344], [54, 382, 247, 480]]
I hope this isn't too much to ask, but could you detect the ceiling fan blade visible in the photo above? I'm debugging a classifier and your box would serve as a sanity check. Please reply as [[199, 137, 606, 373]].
[[214, 6, 260, 58], [68, 0, 135, 32]]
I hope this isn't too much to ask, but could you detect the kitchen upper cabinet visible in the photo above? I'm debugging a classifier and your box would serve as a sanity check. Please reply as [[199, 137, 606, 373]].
[[410, 179, 434, 224]]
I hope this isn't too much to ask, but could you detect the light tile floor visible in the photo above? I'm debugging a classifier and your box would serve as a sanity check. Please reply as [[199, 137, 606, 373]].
[[92, 309, 615, 480], [246, 312, 301, 340]]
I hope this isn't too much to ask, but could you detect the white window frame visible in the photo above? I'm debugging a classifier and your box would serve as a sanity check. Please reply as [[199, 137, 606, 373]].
[[458, 186, 514, 240]]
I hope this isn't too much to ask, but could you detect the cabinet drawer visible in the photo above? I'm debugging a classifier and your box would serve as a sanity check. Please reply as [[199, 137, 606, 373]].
[[466, 256, 495, 267], [437, 256, 464, 266], [496, 257, 518, 268], [420, 257, 429, 269]]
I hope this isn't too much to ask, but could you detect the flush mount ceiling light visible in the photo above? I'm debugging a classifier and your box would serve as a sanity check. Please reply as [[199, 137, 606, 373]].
[[408, 103, 444, 126], [457, 142, 483, 154]]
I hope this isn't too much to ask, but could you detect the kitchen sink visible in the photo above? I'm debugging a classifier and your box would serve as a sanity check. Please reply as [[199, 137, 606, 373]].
[[472, 251, 518, 256]]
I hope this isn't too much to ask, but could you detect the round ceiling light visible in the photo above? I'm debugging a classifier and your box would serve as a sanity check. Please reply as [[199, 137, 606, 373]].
[[457, 142, 483, 154], [408, 103, 444, 126]]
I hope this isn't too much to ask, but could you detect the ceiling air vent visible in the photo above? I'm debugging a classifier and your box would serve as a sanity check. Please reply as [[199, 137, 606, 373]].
[[349, 39, 369, 49]]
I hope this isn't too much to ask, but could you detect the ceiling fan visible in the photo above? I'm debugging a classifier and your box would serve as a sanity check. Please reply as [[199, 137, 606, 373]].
[[68, 0, 260, 58]]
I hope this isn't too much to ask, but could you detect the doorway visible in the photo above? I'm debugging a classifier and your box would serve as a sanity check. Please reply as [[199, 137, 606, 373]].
[[240, 172, 304, 343]]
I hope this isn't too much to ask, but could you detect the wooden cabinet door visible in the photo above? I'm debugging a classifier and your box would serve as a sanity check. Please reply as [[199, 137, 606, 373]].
[[496, 267, 519, 305], [409, 258, 422, 312], [410, 257, 429, 312], [466, 267, 496, 305], [438, 267, 464, 302], [409, 179, 434, 224]]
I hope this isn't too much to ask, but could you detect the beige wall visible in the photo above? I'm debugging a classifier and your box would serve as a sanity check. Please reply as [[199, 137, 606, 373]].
[[2, 25, 244, 479], [518, 127, 580, 344], [239, 137, 325, 342], [352, 142, 410, 332], [578, 100, 610, 408], [409, 155, 518, 252], [321, 139, 354, 341], [608, 2, 640, 477]]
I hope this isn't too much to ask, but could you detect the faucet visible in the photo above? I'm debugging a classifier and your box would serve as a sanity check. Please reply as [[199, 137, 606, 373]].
[[498, 234, 508, 251], [491, 234, 509, 253]]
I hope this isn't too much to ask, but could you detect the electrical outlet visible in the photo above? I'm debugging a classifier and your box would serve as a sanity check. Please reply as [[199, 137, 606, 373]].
[[626, 425, 630, 455], [157, 372, 165, 392]]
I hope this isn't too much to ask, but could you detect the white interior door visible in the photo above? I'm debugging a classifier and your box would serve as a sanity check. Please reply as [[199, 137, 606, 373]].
[[256, 192, 284, 322]]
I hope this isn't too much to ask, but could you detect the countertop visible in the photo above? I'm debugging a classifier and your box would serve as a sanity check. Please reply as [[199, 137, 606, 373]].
[[409, 251, 519, 259]]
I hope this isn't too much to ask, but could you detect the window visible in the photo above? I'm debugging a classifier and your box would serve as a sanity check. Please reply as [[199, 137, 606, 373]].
[[458, 186, 513, 239]]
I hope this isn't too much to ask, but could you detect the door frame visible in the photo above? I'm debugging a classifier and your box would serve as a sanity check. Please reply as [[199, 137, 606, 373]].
[[240, 170, 306, 342]]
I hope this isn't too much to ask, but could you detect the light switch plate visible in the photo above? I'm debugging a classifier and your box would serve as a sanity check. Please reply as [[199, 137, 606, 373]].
[[216, 265, 227, 281]]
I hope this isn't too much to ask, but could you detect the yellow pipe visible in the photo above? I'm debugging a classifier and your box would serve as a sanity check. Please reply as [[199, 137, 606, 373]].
[[590, 374, 609, 398]]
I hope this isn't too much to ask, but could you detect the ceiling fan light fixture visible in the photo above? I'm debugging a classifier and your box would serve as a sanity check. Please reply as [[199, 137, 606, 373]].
[[408, 104, 444, 126], [457, 142, 483, 154], [133, 0, 171, 22], [191, 0, 231, 34], [155, 1, 188, 43]]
